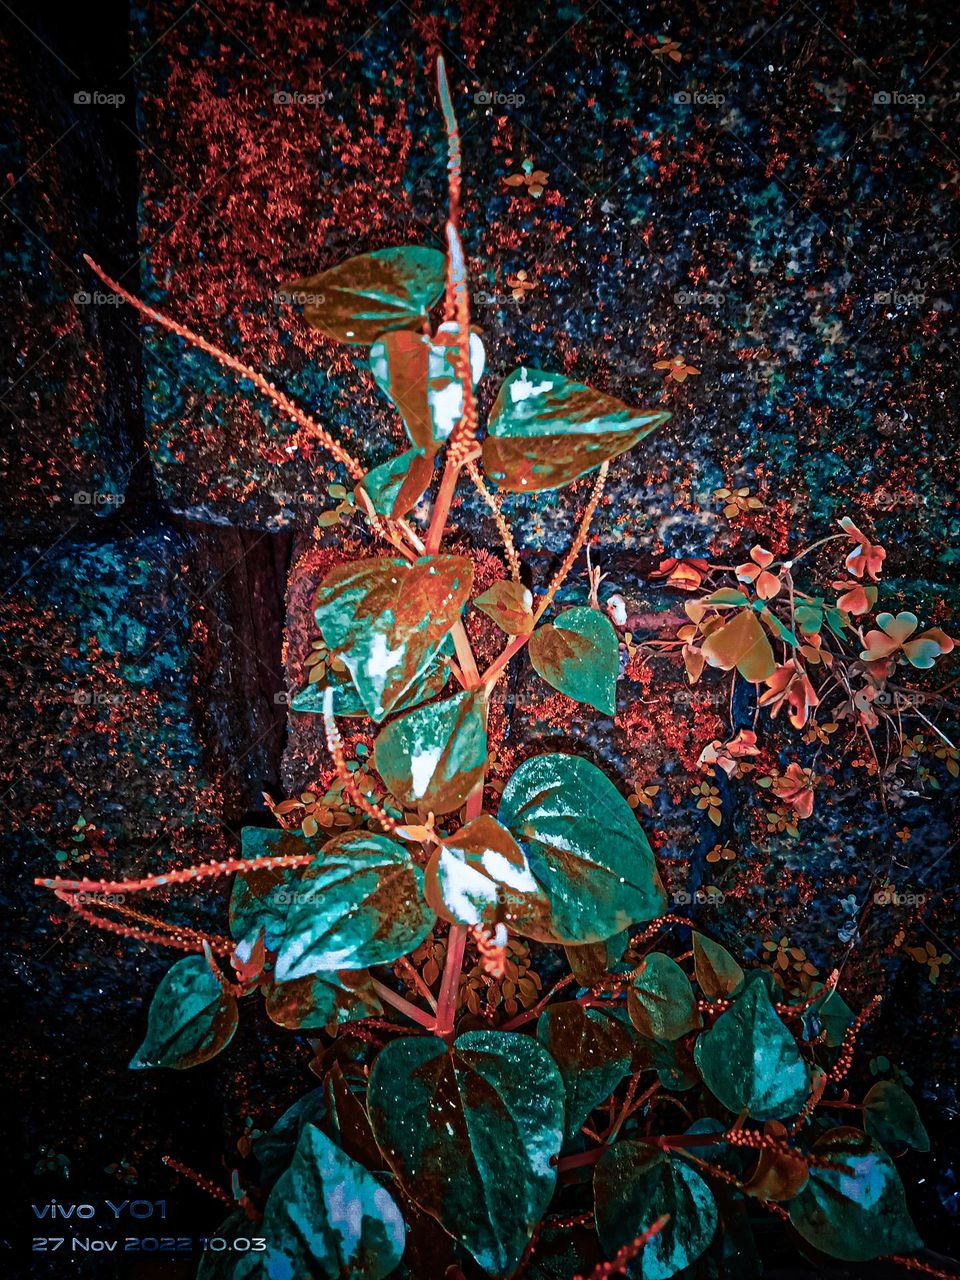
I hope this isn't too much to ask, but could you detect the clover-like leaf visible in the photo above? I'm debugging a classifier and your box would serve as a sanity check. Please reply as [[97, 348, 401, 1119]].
[[283, 246, 446, 344], [628, 952, 701, 1041], [863, 1081, 930, 1152], [130, 955, 238, 1070], [273, 831, 435, 982], [694, 977, 810, 1119], [483, 367, 669, 492], [528, 606, 619, 714], [789, 1127, 922, 1260], [368, 1031, 564, 1276], [693, 931, 745, 999], [374, 688, 487, 815], [700, 607, 776, 682], [237, 1123, 405, 1280], [314, 555, 473, 720], [537, 1001, 633, 1139], [424, 813, 554, 938], [473, 578, 535, 635], [498, 753, 667, 943], [594, 1142, 718, 1280]]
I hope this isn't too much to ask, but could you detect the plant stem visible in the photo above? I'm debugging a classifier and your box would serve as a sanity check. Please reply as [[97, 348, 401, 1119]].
[[370, 978, 437, 1029]]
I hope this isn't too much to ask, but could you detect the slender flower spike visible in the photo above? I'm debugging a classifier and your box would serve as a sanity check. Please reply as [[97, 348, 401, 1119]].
[[860, 612, 954, 669], [736, 545, 781, 599], [839, 516, 886, 581]]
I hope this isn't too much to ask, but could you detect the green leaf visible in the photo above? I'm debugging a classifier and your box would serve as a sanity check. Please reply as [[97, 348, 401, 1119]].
[[253, 1089, 327, 1190], [694, 978, 810, 1120], [537, 1001, 633, 1139], [498, 753, 667, 944], [863, 1081, 930, 1152], [283, 246, 446, 344], [804, 983, 855, 1048], [628, 952, 701, 1041], [361, 447, 435, 519], [264, 970, 382, 1032], [373, 688, 487, 815], [528, 607, 619, 715], [700, 608, 777, 683], [693, 932, 745, 999], [424, 813, 554, 939], [703, 588, 750, 607], [230, 827, 327, 953], [273, 831, 435, 982], [564, 931, 629, 986], [473, 579, 535, 635], [789, 1128, 922, 1260], [241, 1123, 405, 1279], [130, 955, 237, 1070], [368, 1031, 564, 1276], [594, 1142, 718, 1280], [369, 323, 485, 449], [483, 367, 669, 492], [314, 556, 473, 720], [292, 640, 451, 720]]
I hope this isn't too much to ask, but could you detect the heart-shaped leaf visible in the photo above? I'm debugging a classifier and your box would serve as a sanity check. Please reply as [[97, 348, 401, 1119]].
[[701, 608, 776, 682], [130, 955, 238, 1070], [292, 639, 451, 719], [741, 1120, 809, 1201], [253, 1089, 327, 1191], [230, 826, 327, 953], [368, 1031, 564, 1275], [628, 952, 702, 1041], [483, 367, 670, 492], [863, 1081, 930, 1152], [238, 1123, 405, 1280], [361, 446, 436, 519], [693, 932, 745, 999], [283, 246, 446, 344], [694, 978, 810, 1120], [424, 813, 554, 938], [314, 555, 473, 720], [264, 970, 381, 1032], [273, 831, 435, 982], [594, 1142, 718, 1280], [374, 688, 488, 814], [369, 323, 485, 449], [473, 579, 535, 635], [789, 1128, 922, 1260], [528, 606, 619, 714], [537, 1001, 633, 1138], [498, 753, 667, 943]]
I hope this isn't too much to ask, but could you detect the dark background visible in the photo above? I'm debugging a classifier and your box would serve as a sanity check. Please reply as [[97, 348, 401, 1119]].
[[1, 1, 957, 1275]]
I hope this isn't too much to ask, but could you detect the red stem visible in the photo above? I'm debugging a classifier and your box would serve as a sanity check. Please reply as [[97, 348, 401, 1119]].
[[370, 978, 437, 1030]]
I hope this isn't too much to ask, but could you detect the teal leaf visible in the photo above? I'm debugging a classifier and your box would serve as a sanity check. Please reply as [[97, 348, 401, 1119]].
[[264, 970, 382, 1032], [361, 447, 435, 519], [694, 979, 810, 1120], [628, 952, 701, 1041], [483, 367, 669, 492], [789, 1128, 922, 1260], [692, 932, 745, 999], [374, 688, 488, 815], [498, 753, 667, 943], [528, 606, 619, 714], [283, 246, 446, 344], [594, 1142, 718, 1280], [241, 1123, 405, 1279], [253, 1089, 327, 1190], [804, 983, 855, 1048], [863, 1081, 930, 1152], [273, 831, 435, 982], [369, 323, 485, 450], [130, 955, 237, 1070], [368, 1031, 564, 1275], [314, 556, 473, 720], [537, 1001, 633, 1139], [292, 640, 451, 720], [230, 827, 327, 953]]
